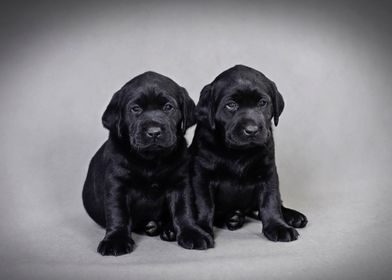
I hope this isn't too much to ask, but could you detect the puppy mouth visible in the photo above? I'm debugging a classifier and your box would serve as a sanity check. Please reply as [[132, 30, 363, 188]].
[[225, 138, 264, 149], [143, 143, 173, 150], [225, 131, 269, 149], [130, 136, 177, 152]]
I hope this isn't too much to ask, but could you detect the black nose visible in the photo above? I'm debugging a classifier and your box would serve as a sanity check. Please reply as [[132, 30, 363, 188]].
[[146, 126, 162, 138], [243, 125, 259, 136]]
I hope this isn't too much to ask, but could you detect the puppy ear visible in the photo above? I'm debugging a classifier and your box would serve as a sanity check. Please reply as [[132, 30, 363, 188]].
[[195, 84, 216, 129], [102, 90, 123, 137], [179, 87, 196, 134], [270, 82, 284, 126]]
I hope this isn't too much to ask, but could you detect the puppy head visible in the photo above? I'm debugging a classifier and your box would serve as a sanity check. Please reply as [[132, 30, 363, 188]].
[[102, 71, 195, 153], [196, 65, 284, 148]]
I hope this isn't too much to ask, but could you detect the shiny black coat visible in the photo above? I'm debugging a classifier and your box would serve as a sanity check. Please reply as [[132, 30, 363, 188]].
[[82, 72, 213, 256], [190, 65, 308, 242]]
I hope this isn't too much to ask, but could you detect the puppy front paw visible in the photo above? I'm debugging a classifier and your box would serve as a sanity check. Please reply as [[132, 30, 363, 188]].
[[198, 222, 214, 239], [178, 227, 214, 250], [263, 224, 299, 242], [97, 237, 135, 256], [282, 207, 308, 228]]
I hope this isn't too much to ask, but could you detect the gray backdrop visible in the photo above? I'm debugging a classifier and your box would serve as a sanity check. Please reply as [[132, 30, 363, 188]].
[[1, 1, 391, 279]]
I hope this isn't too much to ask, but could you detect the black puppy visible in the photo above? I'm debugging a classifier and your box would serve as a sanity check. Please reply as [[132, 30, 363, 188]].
[[82, 72, 213, 256], [191, 65, 307, 242]]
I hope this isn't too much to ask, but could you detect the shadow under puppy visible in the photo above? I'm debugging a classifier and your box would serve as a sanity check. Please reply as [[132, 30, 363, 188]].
[[82, 72, 213, 256], [191, 65, 307, 242]]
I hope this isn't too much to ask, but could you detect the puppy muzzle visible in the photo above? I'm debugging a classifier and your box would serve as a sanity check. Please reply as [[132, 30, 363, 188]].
[[225, 120, 269, 148], [130, 121, 177, 151]]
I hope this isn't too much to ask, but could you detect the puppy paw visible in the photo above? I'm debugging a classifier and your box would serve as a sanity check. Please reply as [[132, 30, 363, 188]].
[[226, 210, 245, 230], [160, 228, 176, 242], [198, 222, 214, 239], [263, 224, 299, 242], [97, 237, 135, 256], [247, 210, 260, 220], [178, 227, 214, 250], [282, 207, 308, 228], [144, 220, 160, 236]]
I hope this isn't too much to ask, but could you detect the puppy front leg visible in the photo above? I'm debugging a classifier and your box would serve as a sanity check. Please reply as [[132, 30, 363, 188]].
[[98, 175, 134, 256], [193, 172, 215, 238], [259, 168, 299, 242], [167, 186, 214, 250]]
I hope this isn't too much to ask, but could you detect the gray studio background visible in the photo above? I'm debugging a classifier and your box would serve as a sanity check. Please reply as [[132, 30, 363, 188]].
[[1, 1, 391, 279]]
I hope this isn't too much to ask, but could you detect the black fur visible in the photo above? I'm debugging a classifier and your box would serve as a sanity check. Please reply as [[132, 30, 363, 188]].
[[191, 65, 307, 242], [82, 71, 213, 256]]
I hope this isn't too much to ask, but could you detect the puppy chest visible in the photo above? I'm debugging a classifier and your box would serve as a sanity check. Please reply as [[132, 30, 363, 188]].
[[127, 187, 166, 221], [214, 180, 256, 211]]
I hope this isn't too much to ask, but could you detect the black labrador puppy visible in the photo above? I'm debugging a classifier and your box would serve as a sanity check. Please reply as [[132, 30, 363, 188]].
[[191, 65, 307, 242], [82, 71, 213, 256]]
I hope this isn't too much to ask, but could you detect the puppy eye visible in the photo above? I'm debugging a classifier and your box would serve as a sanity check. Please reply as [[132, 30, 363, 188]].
[[258, 100, 268, 107], [131, 105, 143, 113], [163, 103, 174, 112], [225, 101, 238, 111]]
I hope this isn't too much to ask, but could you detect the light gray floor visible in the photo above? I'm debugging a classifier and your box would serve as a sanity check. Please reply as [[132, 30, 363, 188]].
[[1, 1, 391, 279]]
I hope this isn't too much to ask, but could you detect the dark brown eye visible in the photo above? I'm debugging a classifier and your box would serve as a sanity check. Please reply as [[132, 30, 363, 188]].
[[225, 101, 238, 111], [258, 100, 268, 107], [131, 105, 142, 113], [163, 103, 174, 112]]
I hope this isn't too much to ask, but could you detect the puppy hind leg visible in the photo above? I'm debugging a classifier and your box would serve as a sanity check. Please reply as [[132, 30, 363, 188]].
[[160, 220, 177, 242], [225, 210, 245, 231], [246, 209, 260, 220], [281, 205, 308, 228], [144, 220, 161, 236], [159, 205, 177, 241], [246, 207, 307, 228], [246, 203, 307, 228]]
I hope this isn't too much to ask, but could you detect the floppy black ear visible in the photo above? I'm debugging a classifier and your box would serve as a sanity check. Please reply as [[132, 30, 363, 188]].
[[195, 84, 216, 129], [270, 82, 284, 126], [179, 87, 196, 134], [102, 90, 123, 137]]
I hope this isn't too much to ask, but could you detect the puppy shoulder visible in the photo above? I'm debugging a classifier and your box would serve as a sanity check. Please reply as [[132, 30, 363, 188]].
[[99, 139, 130, 169]]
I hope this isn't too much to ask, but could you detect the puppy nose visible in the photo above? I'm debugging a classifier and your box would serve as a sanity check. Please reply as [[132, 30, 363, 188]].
[[243, 125, 259, 136], [146, 126, 161, 138]]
